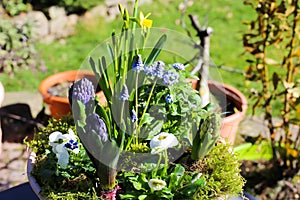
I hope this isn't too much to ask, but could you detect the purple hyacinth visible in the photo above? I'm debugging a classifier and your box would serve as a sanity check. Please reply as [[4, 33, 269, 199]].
[[119, 84, 129, 101], [162, 71, 179, 86], [132, 54, 144, 72], [173, 63, 185, 70], [85, 113, 108, 142], [70, 78, 95, 105], [165, 94, 173, 104]]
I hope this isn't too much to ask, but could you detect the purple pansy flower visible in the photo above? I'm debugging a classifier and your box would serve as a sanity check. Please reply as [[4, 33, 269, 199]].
[[165, 94, 173, 104]]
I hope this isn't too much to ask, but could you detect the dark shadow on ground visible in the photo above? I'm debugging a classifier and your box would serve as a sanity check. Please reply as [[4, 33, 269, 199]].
[[0, 103, 49, 143]]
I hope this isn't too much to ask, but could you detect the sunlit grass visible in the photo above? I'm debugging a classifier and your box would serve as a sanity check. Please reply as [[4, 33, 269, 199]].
[[2, 0, 254, 94]]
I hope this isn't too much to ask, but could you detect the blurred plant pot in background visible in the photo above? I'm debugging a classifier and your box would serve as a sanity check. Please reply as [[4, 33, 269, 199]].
[[39, 70, 105, 118]]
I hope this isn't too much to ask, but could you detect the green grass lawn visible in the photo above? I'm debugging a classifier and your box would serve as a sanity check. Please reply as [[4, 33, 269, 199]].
[[1, 0, 254, 94]]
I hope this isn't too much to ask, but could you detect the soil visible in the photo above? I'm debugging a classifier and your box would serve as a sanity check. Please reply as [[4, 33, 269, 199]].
[[241, 159, 300, 200], [47, 81, 72, 98], [47, 80, 101, 98]]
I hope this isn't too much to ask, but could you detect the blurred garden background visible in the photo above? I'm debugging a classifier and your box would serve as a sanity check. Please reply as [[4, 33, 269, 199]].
[[0, 0, 253, 94]]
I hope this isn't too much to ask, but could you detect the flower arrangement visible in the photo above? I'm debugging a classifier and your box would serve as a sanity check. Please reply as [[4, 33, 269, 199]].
[[26, 1, 245, 199]]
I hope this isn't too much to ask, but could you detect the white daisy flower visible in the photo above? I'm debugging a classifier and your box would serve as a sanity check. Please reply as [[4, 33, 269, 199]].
[[148, 178, 167, 191], [150, 132, 178, 154]]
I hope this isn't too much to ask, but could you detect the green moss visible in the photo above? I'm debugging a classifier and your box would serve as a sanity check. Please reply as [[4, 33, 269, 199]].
[[25, 117, 75, 156], [25, 117, 99, 199], [194, 141, 245, 199]]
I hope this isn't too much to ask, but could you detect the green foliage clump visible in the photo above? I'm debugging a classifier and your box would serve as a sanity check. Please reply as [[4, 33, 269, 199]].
[[129, 143, 150, 153], [194, 141, 245, 199], [26, 118, 98, 199], [1, 0, 30, 16], [117, 164, 206, 200], [0, 18, 41, 77], [26, 118, 74, 155], [117, 141, 245, 200], [243, 0, 300, 168]]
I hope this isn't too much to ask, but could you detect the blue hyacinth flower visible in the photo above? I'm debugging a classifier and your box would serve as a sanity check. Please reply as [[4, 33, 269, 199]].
[[85, 113, 108, 142], [69, 78, 95, 105]]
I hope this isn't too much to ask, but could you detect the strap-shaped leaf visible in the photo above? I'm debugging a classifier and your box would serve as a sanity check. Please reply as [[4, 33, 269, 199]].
[[145, 34, 167, 65]]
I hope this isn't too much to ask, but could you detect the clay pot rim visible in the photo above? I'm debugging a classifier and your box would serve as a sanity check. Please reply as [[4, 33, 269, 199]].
[[207, 81, 248, 124], [186, 79, 248, 123], [39, 70, 98, 104]]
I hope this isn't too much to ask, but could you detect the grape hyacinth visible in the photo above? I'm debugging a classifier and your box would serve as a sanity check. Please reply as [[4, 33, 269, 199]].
[[173, 63, 185, 70], [144, 64, 155, 76], [119, 84, 129, 101], [152, 61, 165, 78], [162, 71, 179, 86], [85, 113, 108, 142], [69, 78, 95, 105], [132, 54, 144, 72], [131, 109, 138, 123]]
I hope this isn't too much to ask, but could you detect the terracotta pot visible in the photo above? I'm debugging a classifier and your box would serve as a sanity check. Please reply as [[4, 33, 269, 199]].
[[39, 70, 106, 118], [188, 79, 248, 144]]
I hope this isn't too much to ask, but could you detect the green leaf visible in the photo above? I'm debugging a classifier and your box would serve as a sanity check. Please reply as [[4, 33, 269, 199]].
[[138, 195, 147, 200], [178, 177, 205, 196], [132, 181, 143, 190], [145, 34, 167, 65], [169, 164, 185, 189], [119, 194, 135, 199], [234, 142, 273, 160], [140, 113, 154, 126], [72, 100, 86, 124], [143, 120, 164, 140], [89, 57, 100, 82]]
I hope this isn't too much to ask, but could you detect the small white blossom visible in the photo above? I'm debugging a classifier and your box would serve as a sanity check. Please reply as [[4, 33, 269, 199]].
[[150, 132, 179, 154], [49, 129, 79, 168], [148, 178, 167, 191]]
